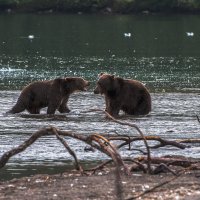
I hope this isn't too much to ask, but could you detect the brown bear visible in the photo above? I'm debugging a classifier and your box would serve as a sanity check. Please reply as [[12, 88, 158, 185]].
[[8, 77, 90, 114], [94, 73, 151, 117]]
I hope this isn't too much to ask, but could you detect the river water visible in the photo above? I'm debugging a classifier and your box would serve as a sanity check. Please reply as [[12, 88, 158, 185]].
[[0, 14, 200, 181]]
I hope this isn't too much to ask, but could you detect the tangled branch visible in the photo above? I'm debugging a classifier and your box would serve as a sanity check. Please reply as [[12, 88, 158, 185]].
[[87, 109, 153, 173], [0, 127, 129, 174], [1, 110, 200, 174], [1, 110, 200, 199]]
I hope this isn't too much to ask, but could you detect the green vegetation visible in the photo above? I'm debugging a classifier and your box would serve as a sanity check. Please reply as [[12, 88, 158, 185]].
[[0, 0, 200, 13]]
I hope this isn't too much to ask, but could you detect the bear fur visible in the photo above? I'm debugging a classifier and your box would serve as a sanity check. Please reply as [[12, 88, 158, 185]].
[[94, 73, 151, 117], [8, 77, 90, 114]]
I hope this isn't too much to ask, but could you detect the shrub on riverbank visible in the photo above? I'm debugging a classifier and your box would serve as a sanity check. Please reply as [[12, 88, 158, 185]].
[[0, 0, 200, 13]]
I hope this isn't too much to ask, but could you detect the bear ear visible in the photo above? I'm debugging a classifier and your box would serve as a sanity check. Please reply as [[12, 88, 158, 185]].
[[98, 72, 106, 77], [99, 72, 105, 77], [110, 75, 114, 79], [54, 78, 63, 83], [65, 78, 74, 82]]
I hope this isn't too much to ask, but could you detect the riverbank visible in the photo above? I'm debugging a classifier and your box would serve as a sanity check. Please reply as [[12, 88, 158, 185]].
[[0, 166, 200, 200], [1, 0, 200, 14]]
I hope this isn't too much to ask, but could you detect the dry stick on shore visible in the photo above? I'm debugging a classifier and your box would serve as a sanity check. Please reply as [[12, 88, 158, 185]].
[[51, 127, 84, 173], [84, 138, 196, 174], [0, 128, 91, 172], [0, 123, 198, 172], [0, 127, 128, 176], [138, 156, 200, 168], [178, 138, 200, 144], [108, 136, 187, 150], [54, 124, 127, 198], [0, 117, 199, 199], [83, 109, 200, 173], [0, 129, 87, 169], [0, 129, 49, 169], [86, 160, 113, 174], [0, 113, 199, 172], [127, 172, 183, 200], [126, 166, 197, 200], [0, 127, 126, 200], [84, 109, 200, 174], [90, 134, 129, 174], [89, 134, 128, 200], [86, 109, 152, 173]]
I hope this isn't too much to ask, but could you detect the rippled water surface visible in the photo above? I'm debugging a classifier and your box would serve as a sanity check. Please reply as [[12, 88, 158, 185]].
[[0, 14, 200, 181]]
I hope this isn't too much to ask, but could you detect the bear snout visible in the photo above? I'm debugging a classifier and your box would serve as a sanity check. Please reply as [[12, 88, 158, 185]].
[[86, 81, 90, 86], [82, 81, 90, 91], [94, 86, 100, 94]]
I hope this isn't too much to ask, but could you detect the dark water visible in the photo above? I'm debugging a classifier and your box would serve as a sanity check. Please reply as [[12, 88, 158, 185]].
[[0, 14, 200, 181]]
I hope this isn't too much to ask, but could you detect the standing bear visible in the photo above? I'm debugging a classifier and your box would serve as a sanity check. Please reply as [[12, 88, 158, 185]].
[[94, 73, 151, 117], [8, 77, 90, 114]]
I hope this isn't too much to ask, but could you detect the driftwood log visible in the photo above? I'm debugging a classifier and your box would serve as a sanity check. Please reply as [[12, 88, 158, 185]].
[[1, 110, 200, 173], [1, 110, 200, 200]]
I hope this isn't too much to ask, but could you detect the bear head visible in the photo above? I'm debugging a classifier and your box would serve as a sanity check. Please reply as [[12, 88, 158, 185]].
[[94, 73, 123, 97], [58, 77, 90, 93]]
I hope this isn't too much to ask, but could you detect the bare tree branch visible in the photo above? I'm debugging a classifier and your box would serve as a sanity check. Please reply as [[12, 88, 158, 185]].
[[126, 172, 183, 200], [51, 127, 84, 173], [108, 136, 187, 149], [86, 109, 153, 173], [0, 129, 49, 168]]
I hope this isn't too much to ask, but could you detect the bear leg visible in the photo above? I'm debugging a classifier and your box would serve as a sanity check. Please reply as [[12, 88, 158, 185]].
[[58, 105, 70, 113], [47, 106, 57, 114], [133, 95, 151, 115], [58, 96, 70, 113], [47, 96, 63, 114], [8, 101, 26, 114], [27, 107, 40, 114], [134, 105, 150, 115], [47, 102, 59, 114], [106, 99, 121, 117]]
